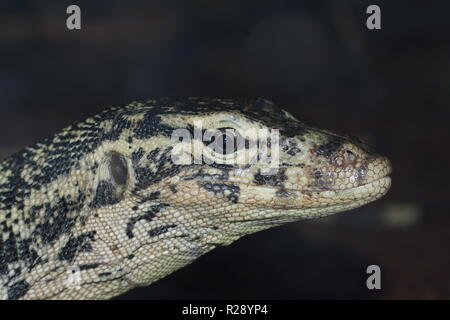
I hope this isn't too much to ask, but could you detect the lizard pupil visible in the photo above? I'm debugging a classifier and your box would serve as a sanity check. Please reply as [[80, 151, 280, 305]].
[[110, 152, 128, 186], [212, 128, 237, 155]]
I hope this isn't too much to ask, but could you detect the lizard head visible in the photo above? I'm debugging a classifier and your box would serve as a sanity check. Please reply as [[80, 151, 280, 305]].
[[78, 97, 391, 296], [99, 97, 391, 219]]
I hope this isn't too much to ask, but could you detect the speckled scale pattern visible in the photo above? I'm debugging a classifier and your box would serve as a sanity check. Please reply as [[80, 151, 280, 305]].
[[0, 98, 391, 299]]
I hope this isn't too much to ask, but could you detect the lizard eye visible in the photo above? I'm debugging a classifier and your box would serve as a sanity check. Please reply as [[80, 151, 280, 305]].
[[110, 152, 128, 186], [208, 127, 239, 155]]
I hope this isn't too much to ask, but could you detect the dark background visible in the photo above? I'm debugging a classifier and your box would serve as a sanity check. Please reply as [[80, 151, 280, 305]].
[[0, 0, 449, 299]]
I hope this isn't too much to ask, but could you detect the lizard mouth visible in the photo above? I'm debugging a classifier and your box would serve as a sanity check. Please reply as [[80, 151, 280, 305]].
[[213, 175, 392, 225], [230, 174, 392, 211], [299, 171, 392, 206], [311, 174, 391, 198], [174, 155, 392, 211], [332, 175, 391, 200], [308, 175, 392, 214]]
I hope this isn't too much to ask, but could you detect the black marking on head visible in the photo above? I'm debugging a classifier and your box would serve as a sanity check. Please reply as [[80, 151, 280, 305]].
[[0, 149, 35, 211], [91, 180, 120, 208], [276, 189, 293, 198], [279, 124, 306, 138], [133, 147, 184, 192], [287, 147, 301, 156], [0, 264, 7, 275], [79, 215, 87, 226], [253, 168, 288, 187], [148, 224, 176, 237], [208, 163, 236, 170], [90, 161, 100, 174], [138, 191, 161, 203], [134, 109, 174, 139], [125, 203, 170, 239], [170, 184, 178, 193], [17, 238, 40, 270], [134, 167, 156, 191], [7, 280, 30, 300], [0, 221, 12, 234], [146, 148, 160, 162], [183, 169, 230, 181], [200, 182, 240, 203], [57, 231, 97, 262], [79, 263, 101, 271], [10, 267, 22, 278], [0, 233, 18, 265], [32, 193, 85, 244], [80, 241, 94, 253], [98, 272, 112, 277], [313, 170, 323, 180], [131, 148, 145, 165], [316, 136, 345, 158], [0, 232, 22, 276], [110, 113, 132, 141]]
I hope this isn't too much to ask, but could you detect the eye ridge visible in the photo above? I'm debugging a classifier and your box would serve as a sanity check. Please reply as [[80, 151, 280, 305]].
[[109, 151, 129, 186]]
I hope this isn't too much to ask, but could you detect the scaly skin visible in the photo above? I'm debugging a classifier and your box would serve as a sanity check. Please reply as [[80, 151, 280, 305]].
[[0, 98, 391, 299]]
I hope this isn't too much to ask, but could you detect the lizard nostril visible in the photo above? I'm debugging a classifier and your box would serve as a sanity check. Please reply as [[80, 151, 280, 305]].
[[344, 150, 356, 164]]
